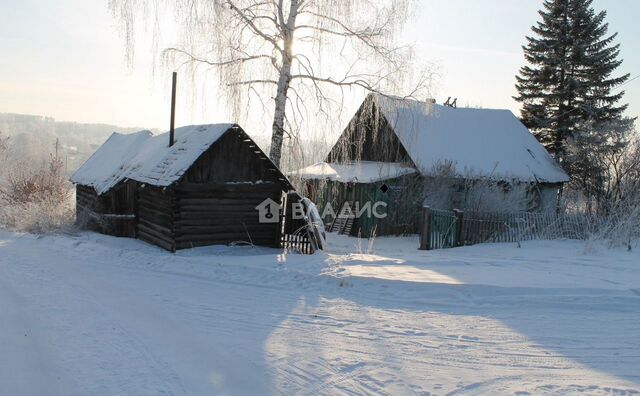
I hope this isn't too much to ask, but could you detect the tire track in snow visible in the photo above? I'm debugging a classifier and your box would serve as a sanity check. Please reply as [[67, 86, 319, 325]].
[[3, 232, 640, 395], [1, 247, 187, 395]]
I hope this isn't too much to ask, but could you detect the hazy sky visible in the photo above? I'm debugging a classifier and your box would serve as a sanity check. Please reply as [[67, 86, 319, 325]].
[[1, 0, 638, 134]]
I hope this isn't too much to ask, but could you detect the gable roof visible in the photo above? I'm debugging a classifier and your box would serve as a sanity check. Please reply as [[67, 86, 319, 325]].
[[71, 124, 282, 195], [369, 94, 569, 183]]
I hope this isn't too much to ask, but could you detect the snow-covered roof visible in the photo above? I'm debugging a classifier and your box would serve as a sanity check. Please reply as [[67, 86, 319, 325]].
[[292, 161, 417, 183], [71, 124, 235, 195], [371, 94, 569, 183]]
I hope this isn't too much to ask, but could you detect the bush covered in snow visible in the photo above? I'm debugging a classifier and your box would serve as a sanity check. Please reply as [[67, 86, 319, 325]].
[[0, 132, 75, 233], [420, 160, 550, 213], [563, 129, 640, 248], [583, 187, 640, 250]]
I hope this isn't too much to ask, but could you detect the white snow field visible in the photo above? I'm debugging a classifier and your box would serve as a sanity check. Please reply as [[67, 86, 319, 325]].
[[1, 230, 639, 395]]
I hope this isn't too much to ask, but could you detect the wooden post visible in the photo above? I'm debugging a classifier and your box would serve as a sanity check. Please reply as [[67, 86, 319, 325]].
[[419, 206, 431, 250], [275, 192, 285, 248], [169, 71, 177, 147], [454, 209, 464, 247]]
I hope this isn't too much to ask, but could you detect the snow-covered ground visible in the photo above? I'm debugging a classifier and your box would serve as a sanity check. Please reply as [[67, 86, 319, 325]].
[[1, 230, 639, 395]]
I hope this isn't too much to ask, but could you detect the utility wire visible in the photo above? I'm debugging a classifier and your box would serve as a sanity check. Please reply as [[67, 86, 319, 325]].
[[615, 73, 639, 90]]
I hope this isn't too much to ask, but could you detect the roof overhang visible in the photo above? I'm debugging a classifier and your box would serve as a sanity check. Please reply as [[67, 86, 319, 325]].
[[290, 161, 417, 184]]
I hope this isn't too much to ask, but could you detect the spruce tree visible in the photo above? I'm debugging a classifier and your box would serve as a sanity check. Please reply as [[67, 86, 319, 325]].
[[514, 0, 630, 163]]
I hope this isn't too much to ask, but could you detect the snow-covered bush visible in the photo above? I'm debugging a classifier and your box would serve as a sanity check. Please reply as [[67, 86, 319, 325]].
[[566, 118, 637, 215], [563, 130, 640, 248], [460, 179, 532, 213], [421, 161, 534, 213], [0, 144, 75, 233], [586, 183, 640, 250], [3, 156, 69, 204], [0, 193, 75, 233], [421, 160, 457, 210]]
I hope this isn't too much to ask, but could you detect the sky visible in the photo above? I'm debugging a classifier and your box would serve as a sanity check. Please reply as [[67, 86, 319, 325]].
[[0, 0, 638, 135]]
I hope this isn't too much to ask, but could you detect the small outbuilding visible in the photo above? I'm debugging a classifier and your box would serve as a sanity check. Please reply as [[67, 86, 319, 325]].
[[71, 124, 294, 251]]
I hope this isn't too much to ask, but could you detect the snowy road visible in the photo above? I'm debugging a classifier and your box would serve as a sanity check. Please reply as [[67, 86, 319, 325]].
[[1, 231, 639, 395]]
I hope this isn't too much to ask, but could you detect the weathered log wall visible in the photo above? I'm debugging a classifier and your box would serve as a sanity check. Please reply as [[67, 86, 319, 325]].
[[137, 185, 175, 251], [76, 184, 103, 231], [76, 181, 137, 237], [174, 182, 282, 250]]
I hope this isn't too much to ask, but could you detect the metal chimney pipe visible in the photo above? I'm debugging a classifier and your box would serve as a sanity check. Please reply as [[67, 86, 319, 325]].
[[169, 71, 177, 147]]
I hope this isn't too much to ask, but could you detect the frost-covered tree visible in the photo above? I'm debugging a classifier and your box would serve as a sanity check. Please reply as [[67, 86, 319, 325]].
[[0, 131, 9, 182], [567, 117, 635, 213], [0, 131, 8, 155], [109, 0, 429, 167], [514, 0, 630, 162], [0, 135, 74, 233]]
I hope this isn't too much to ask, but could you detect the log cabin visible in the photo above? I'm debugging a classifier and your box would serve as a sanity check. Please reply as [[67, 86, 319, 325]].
[[71, 124, 294, 251]]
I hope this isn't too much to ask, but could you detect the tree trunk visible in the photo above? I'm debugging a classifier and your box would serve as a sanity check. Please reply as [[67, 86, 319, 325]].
[[268, 0, 299, 167], [269, 58, 292, 167]]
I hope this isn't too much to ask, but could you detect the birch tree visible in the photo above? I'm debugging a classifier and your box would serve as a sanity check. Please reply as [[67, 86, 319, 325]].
[[109, 0, 430, 167]]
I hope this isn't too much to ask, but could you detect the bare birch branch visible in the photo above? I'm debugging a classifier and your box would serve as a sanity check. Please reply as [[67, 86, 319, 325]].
[[108, 0, 431, 168]]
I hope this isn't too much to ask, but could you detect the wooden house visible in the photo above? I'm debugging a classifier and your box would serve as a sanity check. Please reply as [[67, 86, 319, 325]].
[[293, 93, 570, 237], [71, 124, 294, 251]]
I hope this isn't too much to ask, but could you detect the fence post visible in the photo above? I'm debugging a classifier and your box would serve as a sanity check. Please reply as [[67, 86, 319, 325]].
[[454, 209, 464, 247], [419, 206, 431, 250]]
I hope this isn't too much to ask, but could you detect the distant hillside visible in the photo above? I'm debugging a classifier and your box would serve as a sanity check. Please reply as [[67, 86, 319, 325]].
[[0, 112, 332, 174], [0, 113, 151, 174]]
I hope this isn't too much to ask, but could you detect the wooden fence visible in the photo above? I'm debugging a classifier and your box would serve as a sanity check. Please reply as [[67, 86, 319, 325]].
[[280, 192, 325, 254], [420, 206, 590, 250]]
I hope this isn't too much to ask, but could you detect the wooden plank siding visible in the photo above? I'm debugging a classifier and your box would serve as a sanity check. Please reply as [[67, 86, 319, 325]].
[[307, 173, 423, 238], [326, 95, 415, 165], [180, 126, 289, 186], [102, 181, 137, 237]]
